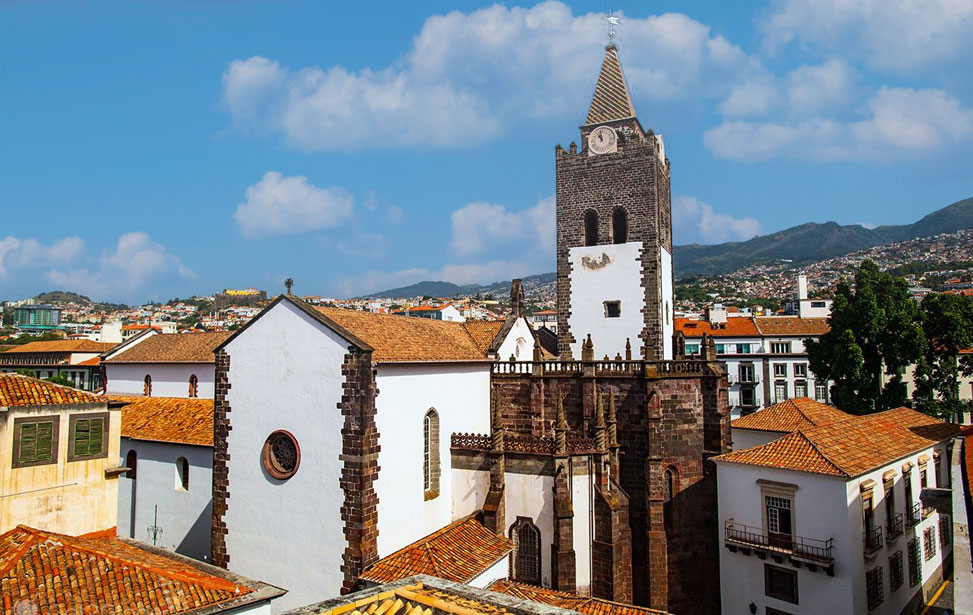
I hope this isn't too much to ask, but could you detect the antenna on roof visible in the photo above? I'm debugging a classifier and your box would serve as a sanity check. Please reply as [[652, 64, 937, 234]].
[[604, 9, 620, 47]]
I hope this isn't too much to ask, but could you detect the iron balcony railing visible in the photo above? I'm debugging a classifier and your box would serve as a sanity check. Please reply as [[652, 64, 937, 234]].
[[864, 526, 884, 555], [887, 513, 904, 539], [908, 503, 922, 526], [724, 521, 834, 566]]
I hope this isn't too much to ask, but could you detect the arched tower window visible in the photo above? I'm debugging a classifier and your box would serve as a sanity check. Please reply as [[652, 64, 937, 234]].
[[143, 375, 152, 397], [663, 467, 675, 503], [584, 210, 599, 246], [509, 517, 542, 585], [612, 207, 628, 244], [125, 449, 138, 480], [176, 457, 189, 491], [423, 409, 440, 499], [189, 374, 198, 398]]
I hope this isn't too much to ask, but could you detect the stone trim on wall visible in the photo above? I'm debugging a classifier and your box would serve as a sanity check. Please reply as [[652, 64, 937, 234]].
[[211, 349, 230, 568], [338, 348, 381, 594]]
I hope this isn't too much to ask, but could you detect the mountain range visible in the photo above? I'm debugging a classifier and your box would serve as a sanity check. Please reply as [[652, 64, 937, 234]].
[[357, 197, 973, 299]]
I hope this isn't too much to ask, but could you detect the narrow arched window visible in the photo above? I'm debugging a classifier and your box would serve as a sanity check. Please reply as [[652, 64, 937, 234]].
[[510, 517, 542, 585], [125, 449, 138, 480], [423, 409, 440, 499], [664, 467, 675, 503], [176, 457, 189, 491], [584, 210, 599, 246], [143, 375, 152, 397], [189, 374, 198, 398], [612, 206, 628, 244]]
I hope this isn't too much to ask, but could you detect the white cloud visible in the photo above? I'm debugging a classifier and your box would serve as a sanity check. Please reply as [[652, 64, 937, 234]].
[[0, 236, 85, 278], [761, 0, 973, 72], [450, 196, 554, 255], [221, 3, 760, 150], [234, 171, 354, 238], [856, 222, 877, 230], [672, 196, 762, 243], [705, 87, 973, 161]]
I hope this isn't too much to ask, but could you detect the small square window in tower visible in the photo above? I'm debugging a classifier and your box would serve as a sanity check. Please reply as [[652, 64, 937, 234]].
[[604, 301, 621, 318]]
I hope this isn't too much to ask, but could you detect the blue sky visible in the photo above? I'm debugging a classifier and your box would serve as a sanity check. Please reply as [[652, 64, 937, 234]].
[[1, 1, 971, 303]]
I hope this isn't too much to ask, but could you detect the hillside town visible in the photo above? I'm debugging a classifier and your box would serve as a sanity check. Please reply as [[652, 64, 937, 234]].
[[3, 6, 973, 615]]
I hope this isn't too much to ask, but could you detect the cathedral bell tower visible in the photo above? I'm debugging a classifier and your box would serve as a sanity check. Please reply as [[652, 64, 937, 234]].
[[555, 44, 674, 361]]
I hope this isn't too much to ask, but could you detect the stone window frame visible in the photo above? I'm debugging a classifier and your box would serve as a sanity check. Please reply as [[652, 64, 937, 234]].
[[423, 408, 440, 501], [509, 517, 542, 586], [773, 363, 788, 377], [764, 563, 798, 604], [67, 412, 109, 462], [12, 415, 60, 469], [262, 430, 301, 480], [794, 363, 808, 378], [759, 479, 798, 540]]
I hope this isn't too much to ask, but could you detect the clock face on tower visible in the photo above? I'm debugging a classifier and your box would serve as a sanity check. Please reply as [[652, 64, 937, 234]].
[[588, 126, 617, 155]]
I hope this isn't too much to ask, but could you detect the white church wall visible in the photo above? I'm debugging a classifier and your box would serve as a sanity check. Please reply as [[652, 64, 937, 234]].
[[374, 363, 491, 557], [223, 300, 349, 613], [106, 363, 215, 398], [568, 242, 645, 360], [495, 317, 534, 361], [504, 471, 555, 587], [730, 428, 783, 451], [117, 438, 212, 562], [572, 465, 593, 593], [660, 247, 674, 360], [470, 555, 511, 588], [452, 467, 490, 520]]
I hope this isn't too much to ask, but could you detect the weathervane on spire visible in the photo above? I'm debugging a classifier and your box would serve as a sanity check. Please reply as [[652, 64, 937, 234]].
[[604, 9, 620, 47]]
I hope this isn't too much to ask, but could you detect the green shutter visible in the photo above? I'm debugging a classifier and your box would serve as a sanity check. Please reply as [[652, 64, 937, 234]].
[[73, 417, 105, 458], [88, 418, 104, 456], [19, 423, 37, 463], [74, 418, 91, 457], [35, 421, 53, 461]]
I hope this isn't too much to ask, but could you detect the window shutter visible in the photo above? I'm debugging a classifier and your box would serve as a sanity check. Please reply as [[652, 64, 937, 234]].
[[74, 418, 91, 457], [19, 423, 37, 463], [36, 421, 53, 461], [88, 418, 104, 456]]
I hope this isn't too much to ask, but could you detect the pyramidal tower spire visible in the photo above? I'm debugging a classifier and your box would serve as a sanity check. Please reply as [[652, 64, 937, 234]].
[[586, 45, 636, 125]]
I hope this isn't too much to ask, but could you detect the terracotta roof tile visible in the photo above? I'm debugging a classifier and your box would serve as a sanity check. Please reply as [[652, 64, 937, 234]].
[[463, 321, 505, 356], [0, 373, 103, 408], [715, 407, 960, 477], [731, 398, 851, 433], [112, 395, 214, 446], [674, 317, 759, 338], [314, 583, 511, 615], [360, 516, 513, 584], [105, 331, 231, 363], [487, 580, 670, 615], [316, 308, 496, 363], [3, 340, 117, 354], [0, 525, 251, 615], [755, 317, 830, 336]]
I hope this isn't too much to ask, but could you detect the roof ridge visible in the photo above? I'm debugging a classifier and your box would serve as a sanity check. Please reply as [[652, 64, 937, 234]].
[[0, 527, 39, 578], [792, 430, 849, 477], [423, 542, 445, 578]]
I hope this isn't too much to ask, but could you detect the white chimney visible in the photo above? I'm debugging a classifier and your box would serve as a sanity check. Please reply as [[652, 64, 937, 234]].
[[707, 303, 728, 326], [797, 274, 808, 301]]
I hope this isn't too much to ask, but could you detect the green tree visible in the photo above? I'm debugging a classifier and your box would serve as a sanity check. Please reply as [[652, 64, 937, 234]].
[[806, 260, 924, 414], [912, 293, 973, 419]]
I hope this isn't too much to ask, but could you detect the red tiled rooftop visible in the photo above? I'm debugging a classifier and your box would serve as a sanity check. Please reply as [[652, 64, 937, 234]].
[[731, 398, 851, 433], [0, 373, 103, 408], [755, 316, 830, 336], [111, 395, 214, 447], [674, 317, 759, 338], [487, 580, 670, 615]]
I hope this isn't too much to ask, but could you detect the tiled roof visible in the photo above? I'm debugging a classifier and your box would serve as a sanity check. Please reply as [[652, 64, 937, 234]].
[[311, 582, 512, 615], [78, 356, 101, 366], [360, 515, 513, 584], [0, 373, 103, 408], [715, 407, 960, 478], [112, 395, 214, 446], [2, 340, 117, 354], [755, 317, 830, 336], [0, 525, 257, 615], [105, 331, 231, 363], [731, 398, 851, 433], [487, 580, 670, 615], [674, 317, 760, 338], [464, 321, 506, 356], [316, 308, 497, 363], [586, 45, 636, 125]]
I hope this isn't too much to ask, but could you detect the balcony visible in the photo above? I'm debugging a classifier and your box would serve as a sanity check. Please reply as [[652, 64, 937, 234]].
[[907, 503, 922, 526], [864, 526, 884, 556], [887, 513, 904, 540], [724, 521, 834, 574]]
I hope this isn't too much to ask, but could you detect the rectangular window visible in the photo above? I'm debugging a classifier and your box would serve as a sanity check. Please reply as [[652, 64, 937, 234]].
[[811, 301, 826, 308], [775, 381, 788, 401], [739, 364, 756, 382], [940, 515, 950, 548], [765, 496, 793, 550], [866, 567, 884, 611], [741, 387, 756, 408], [774, 363, 788, 377], [890, 551, 904, 592], [794, 381, 807, 398], [13, 416, 59, 468], [715, 344, 726, 354], [935, 456, 943, 487], [764, 564, 798, 604], [794, 363, 808, 377], [815, 383, 828, 402], [771, 342, 792, 354], [737, 343, 751, 354], [686, 344, 700, 355], [924, 527, 937, 560], [920, 468, 927, 489], [908, 538, 921, 586], [604, 301, 621, 318], [68, 413, 109, 461]]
